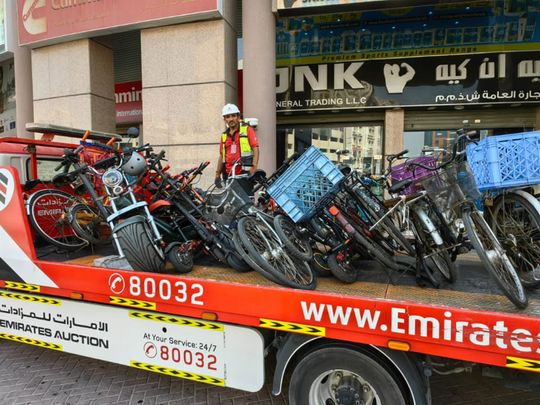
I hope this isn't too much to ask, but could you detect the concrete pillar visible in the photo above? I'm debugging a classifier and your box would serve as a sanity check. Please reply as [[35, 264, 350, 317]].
[[14, 47, 34, 138], [384, 109, 405, 159], [242, 0, 276, 173], [31, 39, 115, 132], [141, 7, 237, 186], [5, 0, 33, 138]]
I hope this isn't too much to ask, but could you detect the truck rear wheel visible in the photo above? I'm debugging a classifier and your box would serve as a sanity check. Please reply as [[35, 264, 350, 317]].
[[289, 347, 410, 405]]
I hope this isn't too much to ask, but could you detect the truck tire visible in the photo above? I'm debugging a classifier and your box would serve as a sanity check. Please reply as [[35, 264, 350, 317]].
[[115, 217, 165, 273], [289, 347, 410, 405]]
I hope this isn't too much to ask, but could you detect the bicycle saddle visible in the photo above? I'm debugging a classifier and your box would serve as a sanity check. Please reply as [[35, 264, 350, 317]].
[[52, 172, 75, 187]]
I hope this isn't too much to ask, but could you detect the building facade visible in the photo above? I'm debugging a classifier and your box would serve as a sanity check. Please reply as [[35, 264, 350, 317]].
[[10, 0, 540, 181]]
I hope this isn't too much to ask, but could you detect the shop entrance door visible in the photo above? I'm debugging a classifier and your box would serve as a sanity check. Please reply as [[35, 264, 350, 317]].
[[277, 123, 384, 175]]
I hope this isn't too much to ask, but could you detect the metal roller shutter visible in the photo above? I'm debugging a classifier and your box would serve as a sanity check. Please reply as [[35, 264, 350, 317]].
[[404, 107, 537, 131], [113, 31, 141, 83]]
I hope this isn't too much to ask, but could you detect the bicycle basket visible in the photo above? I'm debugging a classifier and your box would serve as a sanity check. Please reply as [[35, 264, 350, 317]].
[[204, 179, 252, 225], [390, 155, 438, 196], [419, 162, 480, 212]]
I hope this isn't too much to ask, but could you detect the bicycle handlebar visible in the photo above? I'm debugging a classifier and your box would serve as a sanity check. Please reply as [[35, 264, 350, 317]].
[[407, 129, 479, 173]]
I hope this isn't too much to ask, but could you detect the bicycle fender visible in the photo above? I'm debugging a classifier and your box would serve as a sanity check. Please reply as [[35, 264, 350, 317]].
[[512, 189, 540, 214], [112, 214, 147, 233]]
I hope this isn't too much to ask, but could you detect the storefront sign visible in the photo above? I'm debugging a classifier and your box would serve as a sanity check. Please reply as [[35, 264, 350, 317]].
[[276, 51, 540, 112], [115, 81, 142, 125], [17, 0, 220, 47], [277, 2, 540, 65], [276, 0, 379, 9]]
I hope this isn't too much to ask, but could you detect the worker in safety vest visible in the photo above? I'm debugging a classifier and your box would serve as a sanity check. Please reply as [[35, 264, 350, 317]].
[[214, 103, 259, 188]]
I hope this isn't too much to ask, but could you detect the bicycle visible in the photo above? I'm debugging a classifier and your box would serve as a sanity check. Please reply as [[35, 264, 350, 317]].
[[412, 129, 528, 308], [205, 159, 317, 290]]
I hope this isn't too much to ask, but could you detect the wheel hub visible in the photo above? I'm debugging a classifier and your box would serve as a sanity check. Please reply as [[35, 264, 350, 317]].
[[334, 376, 363, 405]]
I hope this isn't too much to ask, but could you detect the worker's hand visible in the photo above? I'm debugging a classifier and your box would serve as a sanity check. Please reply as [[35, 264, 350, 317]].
[[249, 166, 257, 175], [214, 177, 222, 188]]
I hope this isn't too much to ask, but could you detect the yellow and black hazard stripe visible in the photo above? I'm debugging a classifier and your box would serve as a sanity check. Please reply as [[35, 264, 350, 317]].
[[260, 318, 325, 336], [4, 281, 40, 293], [506, 356, 540, 372], [0, 290, 61, 306], [129, 311, 223, 331], [0, 332, 62, 351], [110, 296, 156, 310], [130, 361, 224, 386]]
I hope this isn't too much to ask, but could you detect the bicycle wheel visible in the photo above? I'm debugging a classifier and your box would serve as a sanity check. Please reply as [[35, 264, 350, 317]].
[[273, 214, 313, 261], [69, 203, 111, 245], [26, 189, 87, 250], [237, 215, 316, 290], [165, 242, 193, 274], [232, 231, 281, 283], [410, 209, 456, 283], [327, 249, 358, 283], [490, 192, 540, 288], [212, 223, 251, 272], [462, 209, 528, 308]]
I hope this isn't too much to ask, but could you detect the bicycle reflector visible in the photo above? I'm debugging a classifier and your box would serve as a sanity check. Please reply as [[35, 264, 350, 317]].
[[328, 205, 339, 216]]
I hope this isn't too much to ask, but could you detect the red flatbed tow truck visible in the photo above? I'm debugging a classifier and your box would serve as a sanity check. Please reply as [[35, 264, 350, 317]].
[[0, 124, 539, 404]]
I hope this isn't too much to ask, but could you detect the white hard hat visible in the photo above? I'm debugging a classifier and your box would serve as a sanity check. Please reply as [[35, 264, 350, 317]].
[[222, 103, 240, 116]]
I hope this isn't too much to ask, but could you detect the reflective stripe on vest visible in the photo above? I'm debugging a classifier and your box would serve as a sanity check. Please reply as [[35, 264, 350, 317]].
[[221, 125, 254, 168]]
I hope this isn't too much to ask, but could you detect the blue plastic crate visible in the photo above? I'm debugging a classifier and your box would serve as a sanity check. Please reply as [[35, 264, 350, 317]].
[[466, 131, 540, 191], [267, 146, 344, 222]]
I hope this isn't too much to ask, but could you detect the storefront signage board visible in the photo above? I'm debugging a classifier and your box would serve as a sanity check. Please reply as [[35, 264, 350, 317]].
[[277, 3, 540, 65], [115, 81, 142, 125], [276, 51, 540, 112], [17, 0, 220, 47], [276, 0, 381, 9]]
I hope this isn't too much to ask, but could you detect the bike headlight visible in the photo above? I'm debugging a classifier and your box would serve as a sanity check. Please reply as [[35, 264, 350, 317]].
[[102, 169, 123, 188]]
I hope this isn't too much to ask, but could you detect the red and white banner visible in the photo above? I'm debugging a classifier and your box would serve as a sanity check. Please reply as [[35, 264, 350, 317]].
[[17, 0, 220, 47], [115, 81, 142, 124]]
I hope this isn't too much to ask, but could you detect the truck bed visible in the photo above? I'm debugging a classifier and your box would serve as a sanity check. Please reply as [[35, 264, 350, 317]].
[[56, 244, 540, 317]]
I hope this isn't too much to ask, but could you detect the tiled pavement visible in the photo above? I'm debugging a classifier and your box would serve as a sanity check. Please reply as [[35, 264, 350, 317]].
[[2, 338, 540, 405]]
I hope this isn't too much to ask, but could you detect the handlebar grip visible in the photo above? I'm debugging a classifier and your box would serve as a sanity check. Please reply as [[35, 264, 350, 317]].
[[54, 161, 65, 172], [92, 155, 118, 170], [283, 152, 299, 165]]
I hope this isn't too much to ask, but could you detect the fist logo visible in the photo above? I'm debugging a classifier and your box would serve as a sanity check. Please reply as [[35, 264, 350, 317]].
[[108, 273, 125, 294], [22, 0, 48, 35]]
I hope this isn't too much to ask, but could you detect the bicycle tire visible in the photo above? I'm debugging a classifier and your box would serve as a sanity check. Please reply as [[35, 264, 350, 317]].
[[237, 215, 316, 290], [212, 223, 251, 272], [327, 250, 357, 283], [69, 203, 111, 245], [410, 209, 456, 283], [232, 230, 282, 284], [165, 242, 193, 274], [343, 209, 400, 271], [311, 249, 333, 277], [116, 219, 166, 273], [462, 209, 528, 309], [273, 214, 313, 261], [490, 192, 540, 288], [26, 189, 87, 250]]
